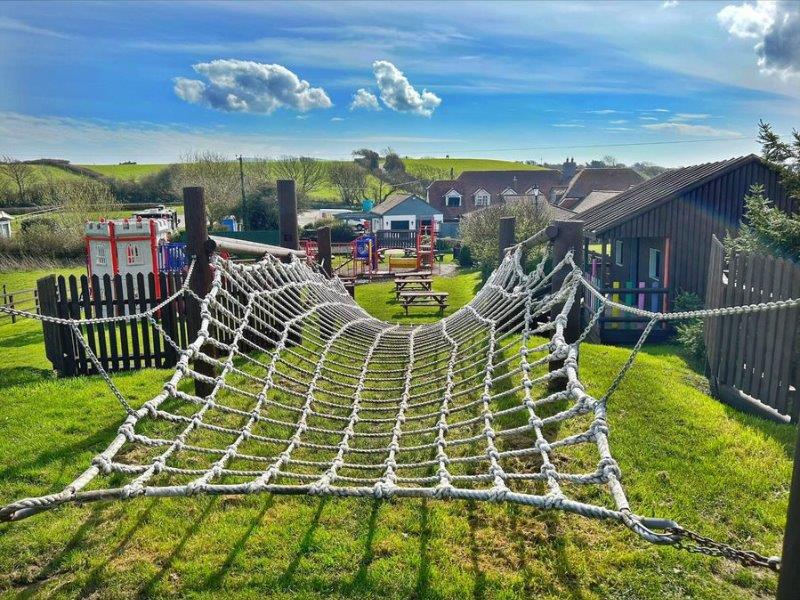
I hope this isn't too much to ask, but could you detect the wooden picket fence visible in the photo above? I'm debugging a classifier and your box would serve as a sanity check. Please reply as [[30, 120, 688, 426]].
[[37, 272, 189, 376], [704, 235, 800, 422], [0, 285, 39, 324]]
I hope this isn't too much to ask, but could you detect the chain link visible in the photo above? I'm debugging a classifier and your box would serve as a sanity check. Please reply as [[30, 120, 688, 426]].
[[668, 526, 781, 571]]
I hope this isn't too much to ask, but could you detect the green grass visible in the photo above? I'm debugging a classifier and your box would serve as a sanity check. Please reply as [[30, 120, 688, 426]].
[[0, 266, 794, 599], [404, 158, 547, 179], [0, 165, 85, 188], [78, 164, 168, 181]]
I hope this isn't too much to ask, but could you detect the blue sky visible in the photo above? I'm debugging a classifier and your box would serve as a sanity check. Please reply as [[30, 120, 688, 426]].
[[1, 0, 798, 166]]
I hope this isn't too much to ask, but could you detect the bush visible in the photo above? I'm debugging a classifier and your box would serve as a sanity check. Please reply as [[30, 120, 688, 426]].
[[458, 245, 473, 267], [673, 291, 706, 362]]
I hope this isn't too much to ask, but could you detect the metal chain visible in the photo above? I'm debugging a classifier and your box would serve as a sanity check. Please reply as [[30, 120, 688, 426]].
[[668, 526, 781, 571]]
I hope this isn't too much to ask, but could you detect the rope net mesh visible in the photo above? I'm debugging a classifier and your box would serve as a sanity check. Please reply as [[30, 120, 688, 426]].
[[1, 243, 796, 564]]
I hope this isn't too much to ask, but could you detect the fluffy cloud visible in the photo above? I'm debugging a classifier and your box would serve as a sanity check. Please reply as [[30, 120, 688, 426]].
[[718, 1, 800, 78], [372, 60, 441, 117], [173, 59, 332, 114], [642, 122, 740, 137], [349, 88, 381, 111], [661, 0, 679, 7]]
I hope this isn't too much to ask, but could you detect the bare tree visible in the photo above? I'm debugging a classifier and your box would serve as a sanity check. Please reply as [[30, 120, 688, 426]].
[[328, 162, 367, 206], [0, 156, 38, 203], [171, 151, 241, 225], [602, 155, 620, 167], [272, 156, 327, 203]]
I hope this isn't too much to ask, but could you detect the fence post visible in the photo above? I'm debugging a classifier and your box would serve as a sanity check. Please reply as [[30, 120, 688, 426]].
[[278, 180, 299, 253], [498, 217, 516, 264], [317, 226, 332, 278], [183, 186, 217, 397], [550, 220, 584, 376], [778, 426, 800, 599], [37, 275, 69, 376]]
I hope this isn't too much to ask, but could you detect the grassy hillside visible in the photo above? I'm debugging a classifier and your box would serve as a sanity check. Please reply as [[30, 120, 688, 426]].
[[79, 164, 167, 181], [0, 165, 85, 187], [0, 264, 793, 598], [404, 158, 547, 179]]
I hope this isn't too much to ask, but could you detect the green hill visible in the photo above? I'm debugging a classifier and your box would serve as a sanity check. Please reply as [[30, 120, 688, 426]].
[[404, 158, 548, 179]]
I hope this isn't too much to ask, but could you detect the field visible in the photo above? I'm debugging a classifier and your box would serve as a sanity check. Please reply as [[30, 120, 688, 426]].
[[404, 158, 547, 178], [0, 165, 85, 187], [0, 262, 794, 599], [78, 164, 167, 181]]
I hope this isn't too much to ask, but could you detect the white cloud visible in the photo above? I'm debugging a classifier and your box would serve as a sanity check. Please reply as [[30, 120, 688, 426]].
[[670, 113, 712, 121], [662, 0, 679, 7], [372, 60, 441, 117], [605, 127, 634, 131], [585, 109, 620, 114], [350, 88, 381, 111], [639, 116, 659, 121], [642, 122, 740, 137], [173, 59, 332, 114], [718, 0, 800, 78], [330, 117, 345, 122], [609, 119, 629, 124], [552, 123, 585, 128], [0, 17, 74, 39]]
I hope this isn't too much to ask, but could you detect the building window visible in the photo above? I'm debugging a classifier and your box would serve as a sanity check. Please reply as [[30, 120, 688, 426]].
[[615, 240, 624, 267], [446, 195, 461, 208], [96, 245, 107, 266], [648, 248, 662, 280], [474, 192, 491, 207], [390, 220, 410, 231], [126, 244, 144, 266]]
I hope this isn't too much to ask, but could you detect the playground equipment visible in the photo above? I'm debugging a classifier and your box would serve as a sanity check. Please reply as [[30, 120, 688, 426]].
[[416, 221, 437, 271], [333, 232, 380, 279]]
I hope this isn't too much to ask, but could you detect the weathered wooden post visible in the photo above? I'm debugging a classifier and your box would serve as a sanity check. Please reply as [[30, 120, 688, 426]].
[[550, 220, 584, 376], [778, 427, 800, 599], [317, 226, 332, 278], [278, 180, 302, 345], [278, 179, 299, 253], [499, 217, 516, 265], [183, 186, 217, 396]]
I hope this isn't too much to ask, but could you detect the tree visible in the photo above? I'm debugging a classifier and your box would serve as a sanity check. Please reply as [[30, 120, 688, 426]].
[[602, 155, 620, 167], [352, 148, 380, 171], [0, 156, 38, 203], [328, 162, 367, 206], [271, 156, 327, 204], [758, 120, 799, 202], [170, 151, 241, 226], [459, 197, 552, 272], [383, 148, 405, 173]]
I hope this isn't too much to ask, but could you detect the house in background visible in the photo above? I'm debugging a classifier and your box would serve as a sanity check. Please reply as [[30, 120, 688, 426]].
[[0, 211, 13, 238], [570, 190, 621, 214], [578, 154, 792, 341], [554, 168, 644, 210], [427, 169, 564, 223], [369, 193, 443, 232]]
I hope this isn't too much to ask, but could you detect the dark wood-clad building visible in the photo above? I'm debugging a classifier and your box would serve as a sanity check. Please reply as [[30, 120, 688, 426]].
[[578, 154, 792, 341]]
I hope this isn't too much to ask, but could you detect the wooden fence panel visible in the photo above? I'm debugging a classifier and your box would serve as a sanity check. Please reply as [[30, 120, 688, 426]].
[[37, 271, 188, 376], [705, 235, 800, 422]]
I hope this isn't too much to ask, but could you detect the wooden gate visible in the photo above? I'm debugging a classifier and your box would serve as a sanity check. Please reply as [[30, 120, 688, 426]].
[[37, 272, 189, 376], [704, 235, 800, 422]]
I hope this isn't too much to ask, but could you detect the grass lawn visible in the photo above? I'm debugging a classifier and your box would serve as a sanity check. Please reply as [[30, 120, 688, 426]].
[[0, 165, 85, 188], [0, 264, 794, 599], [78, 164, 168, 181]]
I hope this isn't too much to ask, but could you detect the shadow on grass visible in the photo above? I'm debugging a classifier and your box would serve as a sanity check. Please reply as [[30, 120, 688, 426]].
[[347, 498, 382, 593], [413, 498, 432, 599], [0, 329, 43, 349], [0, 366, 55, 387], [203, 495, 276, 590], [136, 497, 217, 598], [279, 497, 328, 589], [466, 501, 486, 600]]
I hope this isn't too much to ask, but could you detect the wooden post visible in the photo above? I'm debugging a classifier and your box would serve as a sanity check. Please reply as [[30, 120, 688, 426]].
[[550, 220, 584, 377], [37, 275, 75, 376], [778, 425, 800, 599], [498, 217, 516, 264], [278, 179, 299, 253], [317, 226, 332, 278], [183, 187, 217, 397]]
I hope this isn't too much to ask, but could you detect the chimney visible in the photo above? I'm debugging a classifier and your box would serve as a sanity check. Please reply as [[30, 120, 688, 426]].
[[562, 157, 576, 183]]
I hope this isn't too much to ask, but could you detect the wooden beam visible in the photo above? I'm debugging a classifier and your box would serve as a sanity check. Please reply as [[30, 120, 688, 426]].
[[183, 186, 216, 397], [778, 424, 800, 599], [317, 226, 332, 278], [498, 217, 516, 264], [278, 179, 299, 253]]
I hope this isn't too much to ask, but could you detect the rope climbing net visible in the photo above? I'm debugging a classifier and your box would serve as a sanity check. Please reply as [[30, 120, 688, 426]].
[[0, 237, 796, 570]]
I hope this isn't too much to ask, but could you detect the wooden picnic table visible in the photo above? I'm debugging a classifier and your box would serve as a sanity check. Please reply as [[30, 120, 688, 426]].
[[394, 277, 433, 299], [399, 291, 449, 315], [393, 270, 431, 280]]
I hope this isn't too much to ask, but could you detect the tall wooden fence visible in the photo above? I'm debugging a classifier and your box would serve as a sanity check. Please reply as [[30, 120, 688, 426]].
[[704, 235, 800, 422], [37, 272, 189, 376], [0, 285, 39, 324]]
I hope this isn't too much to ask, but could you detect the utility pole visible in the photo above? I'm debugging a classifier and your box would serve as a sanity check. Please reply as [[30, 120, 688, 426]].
[[238, 154, 246, 231]]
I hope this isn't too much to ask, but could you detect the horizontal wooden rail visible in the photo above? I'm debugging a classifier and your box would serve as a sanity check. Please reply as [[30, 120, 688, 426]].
[[209, 235, 306, 259], [596, 287, 669, 295]]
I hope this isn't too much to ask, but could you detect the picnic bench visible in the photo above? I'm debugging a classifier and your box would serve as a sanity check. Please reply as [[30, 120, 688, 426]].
[[394, 270, 431, 279], [394, 277, 433, 299], [399, 291, 449, 315]]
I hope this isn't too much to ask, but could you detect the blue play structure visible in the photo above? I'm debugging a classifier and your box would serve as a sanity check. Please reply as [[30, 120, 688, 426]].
[[159, 242, 188, 272]]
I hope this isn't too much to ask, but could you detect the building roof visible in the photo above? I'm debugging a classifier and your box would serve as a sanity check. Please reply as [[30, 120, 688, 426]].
[[579, 154, 765, 235], [0, 211, 13, 221], [571, 190, 620, 213], [371, 193, 442, 217], [491, 195, 577, 222], [559, 167, 644, 201], [427, 169, 563, 205]]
